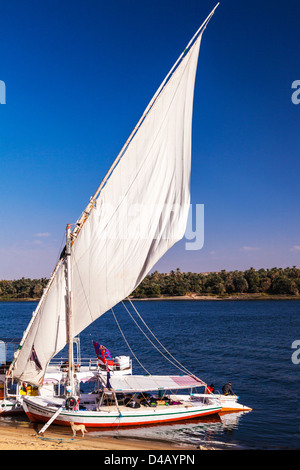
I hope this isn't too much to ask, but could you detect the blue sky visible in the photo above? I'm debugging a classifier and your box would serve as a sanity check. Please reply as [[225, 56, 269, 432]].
[[0, 0, 299, 279]]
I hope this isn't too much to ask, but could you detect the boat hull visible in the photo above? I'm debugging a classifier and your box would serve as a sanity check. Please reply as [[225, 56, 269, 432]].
[[0, 399, 24, 416], [23, 396, 221, 428], [209, 395, 252, 413]]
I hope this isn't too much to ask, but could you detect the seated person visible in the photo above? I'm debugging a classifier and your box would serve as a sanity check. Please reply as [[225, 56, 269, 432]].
[[222, 382, 234, 396], [206, 384, 215, 394]]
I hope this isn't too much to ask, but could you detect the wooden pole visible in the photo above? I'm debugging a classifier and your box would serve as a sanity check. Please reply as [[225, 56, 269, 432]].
[[66, 224, 75, 396]]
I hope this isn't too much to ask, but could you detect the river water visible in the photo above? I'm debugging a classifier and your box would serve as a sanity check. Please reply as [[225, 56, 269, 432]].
[[0, 299, 299, 449]]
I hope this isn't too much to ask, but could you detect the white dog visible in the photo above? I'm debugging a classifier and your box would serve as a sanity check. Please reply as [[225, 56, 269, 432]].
[[70, 422, 88, 437]]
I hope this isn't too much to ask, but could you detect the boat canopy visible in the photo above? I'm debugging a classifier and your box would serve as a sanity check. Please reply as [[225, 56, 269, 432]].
[[100, 375, 205, 393]]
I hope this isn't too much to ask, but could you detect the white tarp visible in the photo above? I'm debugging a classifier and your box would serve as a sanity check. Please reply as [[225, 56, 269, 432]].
[[103, 375, 206, 393]]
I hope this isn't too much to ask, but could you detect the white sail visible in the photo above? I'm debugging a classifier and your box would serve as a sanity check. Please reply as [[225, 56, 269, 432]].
[[71, 32, 202, 335], [10, 13, 215, 386], [11, 259, 68, 385]]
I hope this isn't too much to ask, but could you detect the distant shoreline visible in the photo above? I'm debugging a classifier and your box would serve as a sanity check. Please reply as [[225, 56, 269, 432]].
[[1, 294, 299, 302], [1, 268, 299, 301], [130, 294, 300, 301]]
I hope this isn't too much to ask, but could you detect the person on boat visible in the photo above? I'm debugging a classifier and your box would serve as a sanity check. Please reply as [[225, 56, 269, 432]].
[[222, 382, 234, 396], [20, 382, 28, 395], [106, 370, 112, 389], [206, 384, 215, 394]]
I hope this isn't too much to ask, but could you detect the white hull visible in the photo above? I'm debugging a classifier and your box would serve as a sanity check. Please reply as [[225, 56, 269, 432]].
[[191, 393, 252, 413], [23, 395, 222, 428], [0, 398, 24, 416], [0, 355, 132, 416], [220, 396, 252, 412], [209, 395, 252, 413]]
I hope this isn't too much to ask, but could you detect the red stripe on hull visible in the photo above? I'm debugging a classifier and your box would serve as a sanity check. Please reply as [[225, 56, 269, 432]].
[[25, 408, 219, 428]]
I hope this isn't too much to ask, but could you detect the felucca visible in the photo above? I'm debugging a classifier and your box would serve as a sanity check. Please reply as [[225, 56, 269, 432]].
[[8, 4, 229, 428]]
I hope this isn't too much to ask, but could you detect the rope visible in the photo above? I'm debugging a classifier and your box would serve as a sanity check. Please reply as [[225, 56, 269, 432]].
[[110, 308, 151, 375], [37, 436, 75, 443], [121, 301, 190, 375], [72, 252, 96, 328], [124, 298, 203, 381], [70, 251, 203, 382]]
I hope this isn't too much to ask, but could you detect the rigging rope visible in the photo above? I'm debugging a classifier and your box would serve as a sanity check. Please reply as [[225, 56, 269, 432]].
[[122, 299, 200, 380], [72, 250, 151, 376], [72, 249, 203, 382], [110, 307, 150, 376], [121, 301, 188, 375]]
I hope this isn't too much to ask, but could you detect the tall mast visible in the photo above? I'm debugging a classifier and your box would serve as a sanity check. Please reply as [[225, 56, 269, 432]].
[[66, 223, 75, 396]]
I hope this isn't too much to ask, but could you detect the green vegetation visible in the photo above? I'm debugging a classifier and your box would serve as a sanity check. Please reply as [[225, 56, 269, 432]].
[[0, 267, 299, 301], [131, 267, 300, 299], [0, 278, 48, 301]]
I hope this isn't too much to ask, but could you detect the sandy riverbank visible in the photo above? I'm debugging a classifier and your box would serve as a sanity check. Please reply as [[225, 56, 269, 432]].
[[0, 420, 198, 451], [130, 294, 299, 301], [1, 293, 299, 303]]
